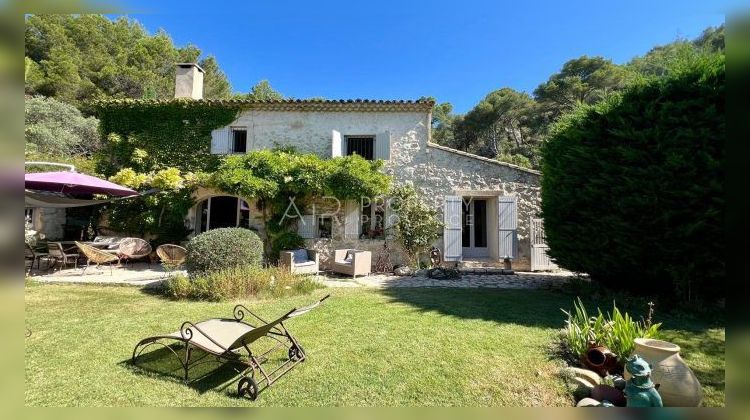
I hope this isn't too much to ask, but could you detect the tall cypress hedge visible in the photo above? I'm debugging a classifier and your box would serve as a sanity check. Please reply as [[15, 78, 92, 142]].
[[541, 56, 724, 303]]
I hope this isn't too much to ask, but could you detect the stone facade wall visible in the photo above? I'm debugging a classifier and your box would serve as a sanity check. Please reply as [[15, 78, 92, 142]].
[[33, 208, 65, 240], [199, 108, 541, 271]]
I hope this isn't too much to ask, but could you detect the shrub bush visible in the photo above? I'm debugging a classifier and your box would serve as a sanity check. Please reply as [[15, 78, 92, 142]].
[[560, 298, 661, 365], [541, 55, 724, 302], [164, 265, 322, 301], [185, 227, 263, 274]]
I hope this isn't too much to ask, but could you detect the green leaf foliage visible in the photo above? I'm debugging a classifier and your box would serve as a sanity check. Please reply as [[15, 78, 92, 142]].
[[541, 55, 724, 303], [25, 14, 232, 104], [185, 227, 264, 275], [210, 150, 390, 201], [93, 99, 240, 175], [561, 298, 661, 365], [25, 96, 100, 157], [390, 185, 443, 266]]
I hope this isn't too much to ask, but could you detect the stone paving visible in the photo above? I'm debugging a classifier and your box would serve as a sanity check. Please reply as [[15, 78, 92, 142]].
[[315, 270, 578, 290], [29, 262, 579, 291], [28, 262, 183, 287]]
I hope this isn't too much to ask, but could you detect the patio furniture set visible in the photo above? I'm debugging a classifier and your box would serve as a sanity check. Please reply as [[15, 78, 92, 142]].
[[25, 236, 187, 275], [280, 248, 372, 278]]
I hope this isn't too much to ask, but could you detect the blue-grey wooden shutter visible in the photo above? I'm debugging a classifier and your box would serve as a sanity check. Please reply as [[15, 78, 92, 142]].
[[343, 200, 360, 239], [211, 126, 230, 154], [297, 214, 316, 239], [498, 196, 518, 259], [331, 130, 343, 157], [375, 131, 390, 160], [443, 195, 462, 261]]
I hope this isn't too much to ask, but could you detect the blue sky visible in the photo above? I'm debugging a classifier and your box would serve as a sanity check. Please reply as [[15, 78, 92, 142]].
[[111, 0, 732, 113]]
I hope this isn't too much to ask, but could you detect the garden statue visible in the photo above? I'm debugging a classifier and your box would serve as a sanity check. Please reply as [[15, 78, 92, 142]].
[[623, 355, 663, 407]]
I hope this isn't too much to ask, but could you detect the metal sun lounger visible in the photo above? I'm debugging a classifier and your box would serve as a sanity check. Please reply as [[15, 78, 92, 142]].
[[131, 294, 330, 400]]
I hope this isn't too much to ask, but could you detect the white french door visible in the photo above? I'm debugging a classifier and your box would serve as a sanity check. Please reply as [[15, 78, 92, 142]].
[[462, 198, 489, 258]]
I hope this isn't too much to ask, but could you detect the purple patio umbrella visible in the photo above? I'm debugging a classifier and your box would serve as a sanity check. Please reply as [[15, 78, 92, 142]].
[[25, 171, 138, 197]]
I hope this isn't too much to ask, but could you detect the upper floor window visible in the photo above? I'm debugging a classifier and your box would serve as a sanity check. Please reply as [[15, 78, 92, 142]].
[[231, 128, 247, 154], [346, 136, 374, 160]]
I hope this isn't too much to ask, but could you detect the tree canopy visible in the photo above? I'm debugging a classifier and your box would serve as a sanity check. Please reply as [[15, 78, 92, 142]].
[[429, 25, 725, 170], [24, 14, 232, 104]]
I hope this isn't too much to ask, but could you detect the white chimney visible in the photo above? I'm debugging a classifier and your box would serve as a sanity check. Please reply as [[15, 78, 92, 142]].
[[174, 63, 204, 99]]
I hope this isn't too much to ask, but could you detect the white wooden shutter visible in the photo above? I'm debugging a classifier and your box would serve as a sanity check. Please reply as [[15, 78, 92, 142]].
[[332, 130, 343, 157], [375, 130, 391, 160], [498, 196, 518, 259], [211, 126, 230, 154], [343, 200, 360, 239], [443, 195, 462, 262], [297, 215, 316, 239]]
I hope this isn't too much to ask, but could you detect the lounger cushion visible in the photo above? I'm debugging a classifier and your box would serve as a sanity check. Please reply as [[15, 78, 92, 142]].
[[294, 260, 316, 267], [167, 318, 255, 354], [292, 249, 308, 263]]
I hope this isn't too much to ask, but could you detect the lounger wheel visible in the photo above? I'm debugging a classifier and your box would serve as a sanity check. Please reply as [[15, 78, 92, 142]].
[[288, 344, 304, 362], [238, 377, 258, 400]]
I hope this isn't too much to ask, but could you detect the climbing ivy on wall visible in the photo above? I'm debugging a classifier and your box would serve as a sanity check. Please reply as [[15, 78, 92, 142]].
[[91, 99, 240, 243], [209, 149, 391, 260], [91, 99, 240, 176]]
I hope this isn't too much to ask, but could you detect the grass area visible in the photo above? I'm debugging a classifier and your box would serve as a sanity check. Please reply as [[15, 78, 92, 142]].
[[24, 283, 724, 406]]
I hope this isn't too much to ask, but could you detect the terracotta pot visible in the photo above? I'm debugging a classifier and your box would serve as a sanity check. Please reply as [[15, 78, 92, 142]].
[[583, 345, 619, 376], [591, 384, 626, 407], [625, 338, 703, 407]]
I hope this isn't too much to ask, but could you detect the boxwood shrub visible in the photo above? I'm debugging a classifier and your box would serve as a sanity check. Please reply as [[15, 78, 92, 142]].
[[185, 227, 263, 274], [541, 55, 724, 303]]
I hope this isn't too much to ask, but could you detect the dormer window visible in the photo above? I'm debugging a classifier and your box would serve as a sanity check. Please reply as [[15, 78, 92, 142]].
[[231, 128, 247, 154], [345, 136, 375, 160]]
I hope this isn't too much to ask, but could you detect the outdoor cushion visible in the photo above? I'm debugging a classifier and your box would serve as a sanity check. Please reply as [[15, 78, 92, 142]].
[[336, 260, 352, 266], [294, 260, 316, 267], [292, 249, 308, 263], [166, 318, 255, 354]]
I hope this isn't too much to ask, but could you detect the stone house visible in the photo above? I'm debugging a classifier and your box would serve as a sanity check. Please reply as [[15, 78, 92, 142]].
[[175, 64, 545, 271]]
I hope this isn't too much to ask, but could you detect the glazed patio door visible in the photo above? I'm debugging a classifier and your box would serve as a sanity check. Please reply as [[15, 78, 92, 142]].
[[462, 198, 489, 258]]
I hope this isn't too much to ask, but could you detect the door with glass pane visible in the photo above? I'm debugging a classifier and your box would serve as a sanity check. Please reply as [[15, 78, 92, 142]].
[[462, 198, 489, 258]]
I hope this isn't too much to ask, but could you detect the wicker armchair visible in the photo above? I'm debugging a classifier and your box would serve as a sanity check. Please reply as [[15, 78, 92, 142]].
[[118, 238, 152, 265], [156, 244, 187, 271], [76, 241, 119, 275]]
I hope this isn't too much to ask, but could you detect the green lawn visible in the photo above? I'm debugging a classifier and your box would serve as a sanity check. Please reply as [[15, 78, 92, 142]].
[[24, 283, 724, 406]]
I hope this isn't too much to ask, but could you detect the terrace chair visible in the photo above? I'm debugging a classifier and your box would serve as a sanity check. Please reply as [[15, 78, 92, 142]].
[[75, 241, 119, 275], [331, 249, 371, 278], [47, 242, 78, 272], [280, 248, 319, 275], [132, 294, 331, 401], [118, 237, 152, 266], [156, 244, 187, 272], [25, 243, 49, 274]]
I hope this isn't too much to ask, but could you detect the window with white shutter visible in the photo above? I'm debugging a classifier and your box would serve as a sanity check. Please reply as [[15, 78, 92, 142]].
[[297, 214, 316, 239], [210, 127, 230, 154], [332, 130, 343, 157], [443, 195, 463, 261], [343, 200, 360, 239], [498, 196, 518, 259], [375, 131, 390, 160]]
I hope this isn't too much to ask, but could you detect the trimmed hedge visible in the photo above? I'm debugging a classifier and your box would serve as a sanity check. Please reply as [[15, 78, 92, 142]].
[[541, 56, 724, 303], [185, 227, 263, 274]]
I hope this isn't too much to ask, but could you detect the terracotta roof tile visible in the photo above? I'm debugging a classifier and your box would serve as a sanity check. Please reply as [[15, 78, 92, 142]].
[[91, 98, 435, 112]]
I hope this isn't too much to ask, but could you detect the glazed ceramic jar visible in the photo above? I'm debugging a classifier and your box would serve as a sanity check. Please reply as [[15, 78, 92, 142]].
[[625, 338, 703, 406]]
